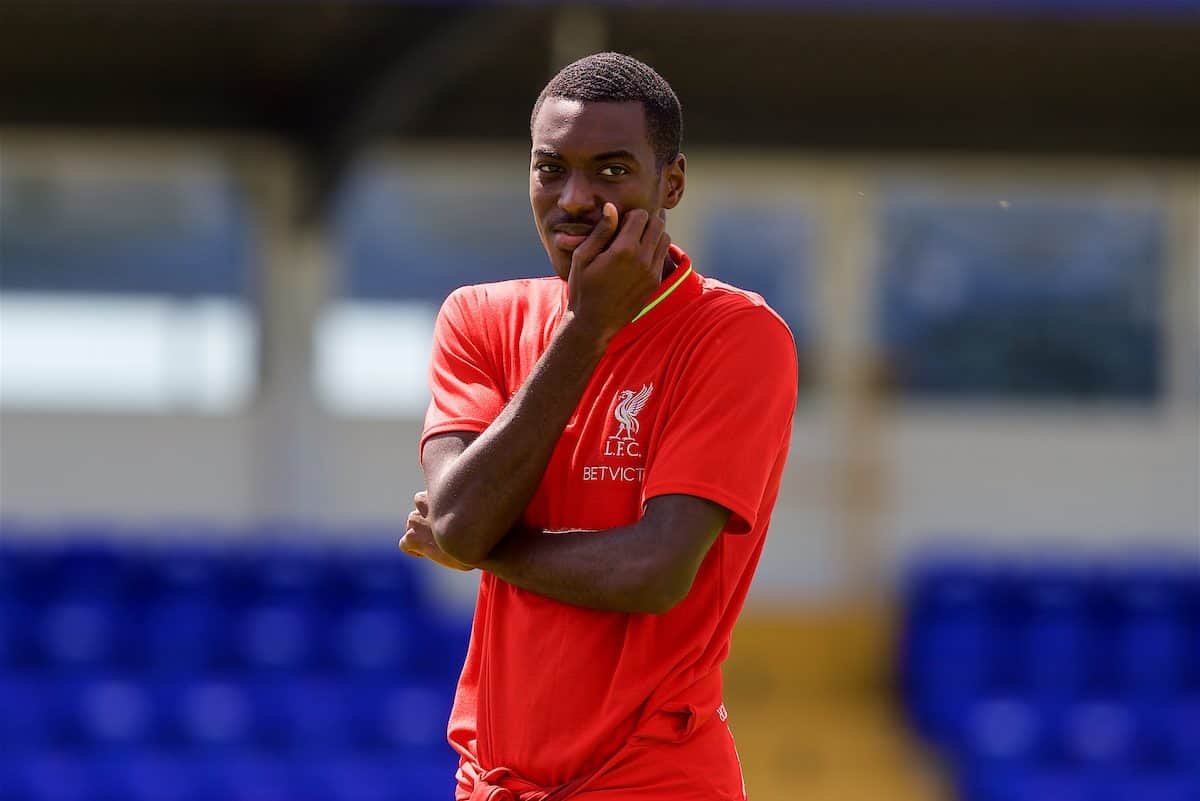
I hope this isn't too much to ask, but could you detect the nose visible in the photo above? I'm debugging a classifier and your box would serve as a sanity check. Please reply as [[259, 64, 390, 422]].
[[557, 171, 597, 217]]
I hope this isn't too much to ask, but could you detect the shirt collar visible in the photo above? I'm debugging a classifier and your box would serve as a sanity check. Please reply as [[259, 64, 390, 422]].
[[606, 244, 702, 351]]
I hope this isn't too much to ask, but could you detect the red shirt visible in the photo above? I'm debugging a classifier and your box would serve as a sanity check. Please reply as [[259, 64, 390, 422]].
[[422, 246, 797, 798]]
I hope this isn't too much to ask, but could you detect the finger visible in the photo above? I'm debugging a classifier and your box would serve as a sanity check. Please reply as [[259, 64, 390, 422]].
[[407, 509, 424, 528], [640, 210, 664, 245], [651, 231, 672, 277], [399, 532, 424, 558], [638, 213, 666, 262], [612, 208, 650, 250], [568, 202, 619, 271], [414, 491, 429, 514]]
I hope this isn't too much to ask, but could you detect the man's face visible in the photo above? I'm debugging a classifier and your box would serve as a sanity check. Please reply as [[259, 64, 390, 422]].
[[530, 98, 685, 281]]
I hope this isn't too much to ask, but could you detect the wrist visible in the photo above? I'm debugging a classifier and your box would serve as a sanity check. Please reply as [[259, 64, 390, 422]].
[[558, 311, 617, 356], [480, 525, 535, 573]]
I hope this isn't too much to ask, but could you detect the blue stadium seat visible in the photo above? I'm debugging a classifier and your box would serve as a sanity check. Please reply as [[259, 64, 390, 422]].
[[1164, 694, 1200, 767], [204, 753, 295, 801], [313, 752, 456, 801], [905, 550, 1200, 801], [412, 612, 473, 681], [0, 600, 36, 669], [965, 759, 1110, 801], [1112, 579, 1188, 700], [331, 605, 415, 675], [259, 564, 322, 605], [140, 542, 226, 599], [234, 601, 319, 672], [0, 531, 472, 801], [0, 755, 27, 801], [0, 673, 57, 751], [332, 546, 425, 609], [65, 675, 158, 750], [46, 538, 125, 600], [1059, 698, 1138, 767], [352, 680, 452, 753], [1, 539, 62, 607], [1014, 569, 1094, 700], [1104, 768, 1199, 801], [255, 675, 355, 753], [38, 598, 119, 670], [0, 552, 17, 604], [167, 677, 257, 751], [142, 597, 229, 673], [99, 751, 196, 801], [959, 695, 1045, 763], [223, 539, 327, 605], [901, 560, 996, 744], [19, 752, 89, 801], [1022, 765, 1100, 801]]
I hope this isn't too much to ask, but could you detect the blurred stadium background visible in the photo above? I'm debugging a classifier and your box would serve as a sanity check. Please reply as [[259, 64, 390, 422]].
[[1, 2, 1198, 800]]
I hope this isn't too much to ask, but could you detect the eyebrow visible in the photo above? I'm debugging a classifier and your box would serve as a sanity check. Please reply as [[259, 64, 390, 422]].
[[591, 149, 640, 163], [532, 147, 641, 163]]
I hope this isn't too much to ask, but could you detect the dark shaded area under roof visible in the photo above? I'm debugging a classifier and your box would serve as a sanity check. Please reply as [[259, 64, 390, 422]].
[[3, 1, 1197, 194]]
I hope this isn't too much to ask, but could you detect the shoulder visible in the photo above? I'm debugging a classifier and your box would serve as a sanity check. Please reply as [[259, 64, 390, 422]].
[[691, 276, 796, 355], [439, 277, 563, 323]]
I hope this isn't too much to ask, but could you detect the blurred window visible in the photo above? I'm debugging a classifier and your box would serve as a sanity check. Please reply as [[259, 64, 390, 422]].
[[319, 154, 545, 417], [701, 205, 811, 348], [700, 204, 810, 396], [0, 151, 256, 412], [878, 184, 1165, 401]]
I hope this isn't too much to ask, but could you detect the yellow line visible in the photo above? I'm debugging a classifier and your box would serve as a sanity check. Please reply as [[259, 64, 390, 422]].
[[631, 266, 693, 323]]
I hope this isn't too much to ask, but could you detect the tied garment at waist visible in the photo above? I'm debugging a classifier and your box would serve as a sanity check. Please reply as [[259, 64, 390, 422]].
[[462, 672, 724, 801], [465, 765, 581, 801]]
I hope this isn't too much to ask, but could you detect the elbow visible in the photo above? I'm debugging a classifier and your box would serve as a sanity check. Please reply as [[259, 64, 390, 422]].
[[429, 511, 490, 567], [634, 564, 695, 615], [424, 484, 492, 566], [637, 591, 682, 615]]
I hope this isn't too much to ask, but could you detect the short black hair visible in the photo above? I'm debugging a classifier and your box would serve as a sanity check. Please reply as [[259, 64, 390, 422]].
[[531, 52, 682, 170]]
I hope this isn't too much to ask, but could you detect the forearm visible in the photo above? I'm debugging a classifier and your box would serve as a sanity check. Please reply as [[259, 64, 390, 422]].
[[481, 525, 683, 614], [426, 313, 608, 565]]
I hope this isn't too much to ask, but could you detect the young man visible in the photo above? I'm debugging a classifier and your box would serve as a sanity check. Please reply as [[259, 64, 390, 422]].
[[399, 52, 797, 801]]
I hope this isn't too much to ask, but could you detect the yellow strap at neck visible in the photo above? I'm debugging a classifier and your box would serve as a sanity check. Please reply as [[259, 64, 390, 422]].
[[631, 266, 693, 323]]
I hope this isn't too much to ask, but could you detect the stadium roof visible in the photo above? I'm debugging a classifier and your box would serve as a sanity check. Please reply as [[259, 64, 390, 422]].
[[3, 1, 1197, 205]]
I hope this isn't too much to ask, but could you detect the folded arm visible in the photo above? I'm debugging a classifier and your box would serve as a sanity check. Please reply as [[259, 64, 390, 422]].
[[421, 317, 608, 566], [481, 493, 729, 614], [405, 459, 728, 614], [421, 205, 670, 566]]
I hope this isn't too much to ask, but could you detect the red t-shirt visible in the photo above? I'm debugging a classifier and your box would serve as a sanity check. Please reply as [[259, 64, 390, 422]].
[[422, 246, 797, 798]]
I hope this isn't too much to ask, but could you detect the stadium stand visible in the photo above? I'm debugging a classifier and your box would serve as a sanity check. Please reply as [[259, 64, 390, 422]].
[[0, 527, 468, 801], [899, 550, 1200, 801]]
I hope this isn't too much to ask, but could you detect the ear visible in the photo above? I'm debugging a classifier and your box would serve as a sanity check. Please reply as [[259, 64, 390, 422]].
[[660, 154, 686, 210]]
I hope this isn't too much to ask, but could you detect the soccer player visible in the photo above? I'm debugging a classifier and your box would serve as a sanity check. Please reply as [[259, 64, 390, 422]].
[[399, 52, 798, 801]]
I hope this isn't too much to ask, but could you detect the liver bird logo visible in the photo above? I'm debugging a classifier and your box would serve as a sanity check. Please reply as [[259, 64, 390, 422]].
[[613, 383, 653, 441]]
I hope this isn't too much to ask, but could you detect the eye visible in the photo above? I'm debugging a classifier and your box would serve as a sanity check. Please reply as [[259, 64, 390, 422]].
[[534, 163, 564, 175], [599, 165, 630, 177]]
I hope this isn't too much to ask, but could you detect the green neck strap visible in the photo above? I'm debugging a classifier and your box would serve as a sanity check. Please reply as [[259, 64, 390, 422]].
[[631, 266, 693, 323]]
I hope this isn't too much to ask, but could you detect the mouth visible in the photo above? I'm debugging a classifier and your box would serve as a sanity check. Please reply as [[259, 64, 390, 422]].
[[553, 232, 589, 251], [551, 223, 594, 252]]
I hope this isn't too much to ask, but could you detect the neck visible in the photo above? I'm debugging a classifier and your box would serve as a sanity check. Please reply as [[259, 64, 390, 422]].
[[660, 251, 677, 282]]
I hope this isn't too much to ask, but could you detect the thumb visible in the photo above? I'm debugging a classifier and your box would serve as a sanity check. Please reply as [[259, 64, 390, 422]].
[[569, 203, 619, 274]]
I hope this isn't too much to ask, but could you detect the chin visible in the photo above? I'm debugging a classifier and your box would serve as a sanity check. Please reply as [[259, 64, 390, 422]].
[[542, 247, 569, 280]]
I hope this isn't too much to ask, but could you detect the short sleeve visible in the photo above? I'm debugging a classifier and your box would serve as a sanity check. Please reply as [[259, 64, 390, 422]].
[[420, 288, 507, 460], [642, 308, 798, 534]]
